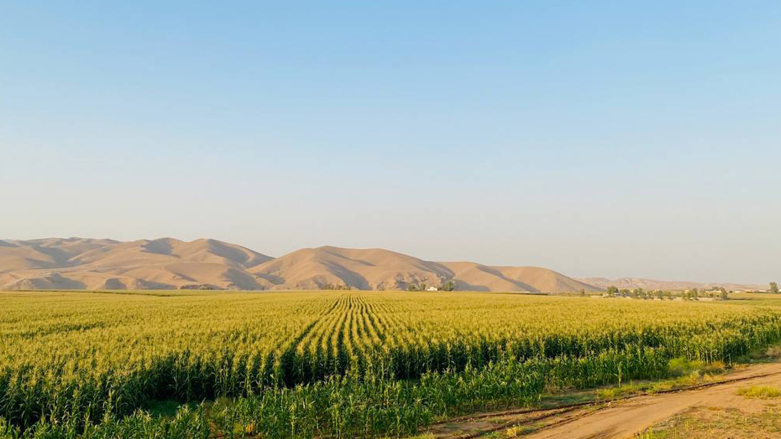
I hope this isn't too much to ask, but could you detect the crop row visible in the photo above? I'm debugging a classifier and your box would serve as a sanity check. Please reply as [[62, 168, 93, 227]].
[[2, 291, 781, 437]]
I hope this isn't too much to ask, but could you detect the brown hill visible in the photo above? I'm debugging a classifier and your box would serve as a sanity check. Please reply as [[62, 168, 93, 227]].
[[249, 246, 599, 292], [443, 262, 597, 292], [0, 237, 272, 291], [252, 246, 456, 290], [0, 238, 598, 293]]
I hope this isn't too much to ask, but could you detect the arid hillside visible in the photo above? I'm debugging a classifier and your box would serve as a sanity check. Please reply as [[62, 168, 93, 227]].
[[0, 238, 272, 291], [0, 238, 598, 293]]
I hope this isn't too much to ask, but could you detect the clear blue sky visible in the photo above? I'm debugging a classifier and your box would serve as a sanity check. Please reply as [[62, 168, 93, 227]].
[[1, 1, 780, 284]]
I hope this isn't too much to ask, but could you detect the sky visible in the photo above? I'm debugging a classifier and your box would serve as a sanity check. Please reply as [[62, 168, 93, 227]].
[[1, 1, 780, 284]]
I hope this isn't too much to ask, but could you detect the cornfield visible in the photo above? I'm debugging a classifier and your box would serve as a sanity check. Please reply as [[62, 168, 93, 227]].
[[2, 290, 781, 438]]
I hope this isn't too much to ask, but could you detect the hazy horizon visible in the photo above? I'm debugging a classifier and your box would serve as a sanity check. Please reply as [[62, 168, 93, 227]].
[[0, 235, 772, 287], [2, 1, 780, 285]]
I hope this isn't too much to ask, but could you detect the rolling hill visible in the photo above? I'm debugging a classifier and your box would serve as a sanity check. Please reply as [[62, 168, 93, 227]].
[[578, 277, 763, 292], [0, 238, 598, 293], [0, 238, 272, 291]]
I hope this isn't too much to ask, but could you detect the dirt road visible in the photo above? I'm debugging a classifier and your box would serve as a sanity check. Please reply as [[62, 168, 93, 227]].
[[525, 362, 781, 439], [427, 361, 781, 439]]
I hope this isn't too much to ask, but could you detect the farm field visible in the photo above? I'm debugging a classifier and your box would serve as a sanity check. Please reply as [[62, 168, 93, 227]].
[[3, 291, 781, 438]]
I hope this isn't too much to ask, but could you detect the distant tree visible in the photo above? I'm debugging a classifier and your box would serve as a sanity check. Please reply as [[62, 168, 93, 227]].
[[407, 284, 419, 291], [656, 290, 664, 300], [770, 282, 779, 294], [579, 288, 586, 297], [664, 290, 673, 300], [691, 288, 699, 300], [721, 289, 729, 301], [607, 286, 619, 296], [442, 281, 456, 291]]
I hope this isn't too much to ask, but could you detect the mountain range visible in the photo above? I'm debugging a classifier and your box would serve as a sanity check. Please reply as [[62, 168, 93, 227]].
[[0, 237, 598, 292], [577, 277, 763, 293], [0, 238, 762, 292]]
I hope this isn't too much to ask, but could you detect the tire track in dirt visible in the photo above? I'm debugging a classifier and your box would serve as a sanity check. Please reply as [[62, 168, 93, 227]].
[[426, 361, 781, 439], [524, 362, 781, 439]]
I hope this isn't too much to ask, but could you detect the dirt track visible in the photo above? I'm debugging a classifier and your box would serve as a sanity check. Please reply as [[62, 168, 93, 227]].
[[427, 361, 781, 439], [525, 362, 781, 439]]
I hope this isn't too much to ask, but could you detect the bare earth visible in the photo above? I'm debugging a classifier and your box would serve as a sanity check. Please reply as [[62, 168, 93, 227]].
[[526, 362, 781, 439], [426, 361, 781, 439]]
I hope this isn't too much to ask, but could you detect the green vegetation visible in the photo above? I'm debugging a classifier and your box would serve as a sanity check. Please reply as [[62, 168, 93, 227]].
[[604, 285, 731, 301], [595, 357, 726, 401], [441, 281, 457, 292], [2, 291, 781, 438]]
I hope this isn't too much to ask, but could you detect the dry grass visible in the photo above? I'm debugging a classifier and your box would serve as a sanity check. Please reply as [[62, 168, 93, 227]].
[[636, 406, 781, 439], [737, 385, 781, 399]]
